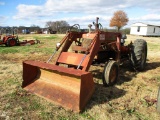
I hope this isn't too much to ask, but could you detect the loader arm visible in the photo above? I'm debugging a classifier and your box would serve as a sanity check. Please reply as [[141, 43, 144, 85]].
[[54, 31, 100, 71]]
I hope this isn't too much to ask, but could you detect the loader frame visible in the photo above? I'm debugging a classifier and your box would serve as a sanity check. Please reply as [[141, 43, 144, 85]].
[[52, 31, 125, 71]]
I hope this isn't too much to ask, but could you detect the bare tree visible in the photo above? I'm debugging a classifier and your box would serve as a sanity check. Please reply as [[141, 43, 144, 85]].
[[45, 20, 69, 33], [45, 21, 54, 29], [110, 10, 129, 31]]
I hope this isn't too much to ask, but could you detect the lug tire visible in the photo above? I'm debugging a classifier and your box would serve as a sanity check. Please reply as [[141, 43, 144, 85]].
[[7, 39, 17, 47], [102, 60, 119, 87], [130, 39, 147, 71]]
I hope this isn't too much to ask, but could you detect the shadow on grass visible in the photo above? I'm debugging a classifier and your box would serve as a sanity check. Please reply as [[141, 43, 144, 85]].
[[90, 61, 137, 85], [86, 65, 128, 111], [116, 61, 160, 85], [85, 84, 126, 111], [86, 60, 160, 111], [144, 61, 160, 71]]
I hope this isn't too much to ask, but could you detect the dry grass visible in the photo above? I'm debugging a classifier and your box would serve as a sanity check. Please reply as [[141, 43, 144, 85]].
[[0, 34, 160, 120]]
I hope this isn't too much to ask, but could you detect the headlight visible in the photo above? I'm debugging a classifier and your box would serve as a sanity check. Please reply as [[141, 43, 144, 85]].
[[56, 42, 60, 48]]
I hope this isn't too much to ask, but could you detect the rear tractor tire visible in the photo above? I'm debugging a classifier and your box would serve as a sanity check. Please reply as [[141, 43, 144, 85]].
[[130, 39, 147, 71], [102, 60, 119, 87], [7, 38, 17, 47]]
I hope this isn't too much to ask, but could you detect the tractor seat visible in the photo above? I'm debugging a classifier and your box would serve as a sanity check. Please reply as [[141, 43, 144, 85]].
[[72, 33, 95, 52], [72, 38, 92, 52]]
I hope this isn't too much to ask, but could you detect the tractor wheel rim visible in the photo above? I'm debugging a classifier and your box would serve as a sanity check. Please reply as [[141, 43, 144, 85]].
[[110, 67, 116, 83], [10, 40, 15, 46]]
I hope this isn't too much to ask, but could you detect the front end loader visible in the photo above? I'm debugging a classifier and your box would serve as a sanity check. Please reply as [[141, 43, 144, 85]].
[[22, 17, 147, 112]]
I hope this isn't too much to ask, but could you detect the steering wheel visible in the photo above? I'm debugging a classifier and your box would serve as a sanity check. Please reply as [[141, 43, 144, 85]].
[[69, 24, 80, 32]]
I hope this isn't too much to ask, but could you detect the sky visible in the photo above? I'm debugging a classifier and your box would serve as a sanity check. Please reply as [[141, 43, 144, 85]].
[[0, 0, 160, 29]]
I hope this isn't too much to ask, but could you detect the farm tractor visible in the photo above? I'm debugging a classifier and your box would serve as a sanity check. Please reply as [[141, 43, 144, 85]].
[[0, 31, 40, 47], [22, 17, 147, 112]]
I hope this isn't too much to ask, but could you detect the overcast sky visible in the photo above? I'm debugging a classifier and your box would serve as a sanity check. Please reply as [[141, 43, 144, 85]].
[[0, 0, 160, 28]]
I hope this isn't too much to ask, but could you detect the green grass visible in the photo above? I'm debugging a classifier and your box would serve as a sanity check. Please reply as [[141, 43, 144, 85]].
[[81, 112, 95, 120], [18, 34, 58, 40], [0, 46, 19, 53], [33, 35, 58, 40], [148, 42, 160, 51], [0, 34, 62, 54]]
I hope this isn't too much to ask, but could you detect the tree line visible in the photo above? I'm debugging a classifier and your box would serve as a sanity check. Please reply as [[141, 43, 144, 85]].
[[45, 10, 129, 33], [0, 10, 129, 34]]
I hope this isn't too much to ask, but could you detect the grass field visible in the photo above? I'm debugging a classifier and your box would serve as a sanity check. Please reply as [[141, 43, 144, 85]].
[[0, 34, 160, 120]]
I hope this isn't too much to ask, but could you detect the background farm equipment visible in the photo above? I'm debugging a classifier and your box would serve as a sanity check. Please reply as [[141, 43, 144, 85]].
[[22, 17, 147, 112], [0, 28, 40, 47], [0, 34, 40, 47]]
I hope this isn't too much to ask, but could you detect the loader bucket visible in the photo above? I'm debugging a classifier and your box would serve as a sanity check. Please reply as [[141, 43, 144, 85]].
[[22, 60, 95, 112]]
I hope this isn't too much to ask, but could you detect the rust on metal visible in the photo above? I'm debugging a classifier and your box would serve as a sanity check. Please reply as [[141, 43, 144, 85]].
[[23, 60, 95, 112], [19, 39, 40, 46], [57, 52, 87, 66], [72, 45, 88, 52]]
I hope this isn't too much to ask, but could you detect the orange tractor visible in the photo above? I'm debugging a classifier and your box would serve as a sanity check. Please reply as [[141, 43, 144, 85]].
[[0, 34, 19, 47], [22, 17, 147, 112], [0, 34, 40, 46], [0, 31, 40, 47]]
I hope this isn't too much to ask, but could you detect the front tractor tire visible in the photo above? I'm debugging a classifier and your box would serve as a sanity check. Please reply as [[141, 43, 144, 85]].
[[130, 39, 147, 71], [7, 39, 17, 47], [102, 60, 119, 87]]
